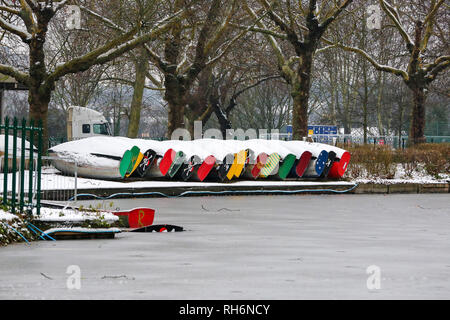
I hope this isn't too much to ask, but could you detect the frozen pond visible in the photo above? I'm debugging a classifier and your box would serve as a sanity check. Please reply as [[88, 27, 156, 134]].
[[1, 194, 449, 299]]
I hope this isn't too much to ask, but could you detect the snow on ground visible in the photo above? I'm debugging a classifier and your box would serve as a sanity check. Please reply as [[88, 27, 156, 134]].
[[1, 168, 356, 193], [34, 162, 450, 191], [354, 164, 450, 185], [1, 167, 447, 196], [44, 227, 121, 234], [33, 206, 119, 223], [38, 172, 356, 191], [0, 135, 37, 154], [0, 210, 18, 222]]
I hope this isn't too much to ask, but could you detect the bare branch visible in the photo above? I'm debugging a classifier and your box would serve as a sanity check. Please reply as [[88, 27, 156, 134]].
[[335, 43, 409, 81], [47, 25, 141, 84], [0, 5, 20, 15], [315, 44, 337, 55], [0, 63, 30, 86], [144, 45, 169, 73], [79, 5, 124, 32], [48, 5, 191, 84], [205, 22, 254, 68], [423, 0, 446, 26], [23, 0, 38, 12], [242, 0, 286, 68], [99, 76, 165, 91], [232, 74, 281, 100], [145, 71, 163, 89], [379, 0, 414, 52], [426, 55, 450, 82], [54, 0, 71, 12], [18, 0, 36, 32], [229, 22, 287, 39], [319, 0, 353, 32], [203, 0, 236, 56], [421, 0, 446, 51], [0, 16, 31, 42], [258, 0, 303, 49]]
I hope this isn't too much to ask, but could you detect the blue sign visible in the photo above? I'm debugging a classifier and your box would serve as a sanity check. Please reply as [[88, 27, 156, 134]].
[[308, 125, 338, 135], [307, 125, 338, 144], [286, 125, 293, 134]]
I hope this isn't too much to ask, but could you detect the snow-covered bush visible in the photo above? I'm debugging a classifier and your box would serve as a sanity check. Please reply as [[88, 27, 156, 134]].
[[345, 143, 449, 181], [346, 145, 396, 179], [0, 213, 35, 246]]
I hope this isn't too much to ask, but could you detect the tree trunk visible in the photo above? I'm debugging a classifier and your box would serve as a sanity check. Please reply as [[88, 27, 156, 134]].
[[184, 110, 195, 138], [0, 89, 4, 122], [166, 88, 186, 139], [167, 102, 185, 138], [28, 65, 51, 151], [127, 48, 148, 138], [376, 72, 385, 136], [25, 6, 57, 152], [114, 108, 121, 136], [213, 103, 232, 138], [362, 63, 369, 144], [398, 103, 404, 148], [292, 92, 309, 139], [28, 87, 51, 151], [409, 86, 427, 145], [363, 92, 369, 144], [292, 52, 313, 140], [363, 102, 368, 143], [165, 72, 186, 138]]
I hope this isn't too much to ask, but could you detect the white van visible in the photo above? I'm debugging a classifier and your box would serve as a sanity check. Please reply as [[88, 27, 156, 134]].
[[67, 106, 112, 141]]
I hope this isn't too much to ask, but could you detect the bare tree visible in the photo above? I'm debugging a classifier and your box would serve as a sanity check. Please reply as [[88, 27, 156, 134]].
[[126, 46, 149, 138], [242, 0, 353, 139], [184, 32, 281, 137], [0, 0, 192, 148], [145, 0, 251, 137], [335, 0, 450, 144], [231, 77, 292, 132]]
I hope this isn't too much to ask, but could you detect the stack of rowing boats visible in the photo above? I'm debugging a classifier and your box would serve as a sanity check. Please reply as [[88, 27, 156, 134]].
[[48, 137, 351, 181]]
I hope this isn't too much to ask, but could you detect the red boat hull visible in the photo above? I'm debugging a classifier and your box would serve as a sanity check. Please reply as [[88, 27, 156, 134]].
[[114, 208, 155, 228]]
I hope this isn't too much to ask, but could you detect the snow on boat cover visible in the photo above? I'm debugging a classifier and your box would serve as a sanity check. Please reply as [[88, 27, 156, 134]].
[[48, 136, 351, 180]]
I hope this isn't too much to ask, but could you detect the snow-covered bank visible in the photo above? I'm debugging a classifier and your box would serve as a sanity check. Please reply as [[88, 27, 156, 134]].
[[33, 207, 119, 224], [44, 227, 121, 235], [353, 164, 450, 185], [0, 210, 18, 222], [38, 172, 356, 191], [0, 212, 34, 246], [5, 165, 447, 193], [0, 205, 119, 246]]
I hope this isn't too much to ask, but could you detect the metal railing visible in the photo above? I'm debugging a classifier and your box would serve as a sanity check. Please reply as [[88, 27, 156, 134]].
[[0, 117, 43, 215], [40, 156, 79, 202]]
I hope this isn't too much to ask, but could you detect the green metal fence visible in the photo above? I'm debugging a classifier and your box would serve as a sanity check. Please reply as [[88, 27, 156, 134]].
[[1, 117, 43, 215], [425, 121, 449, 137]]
